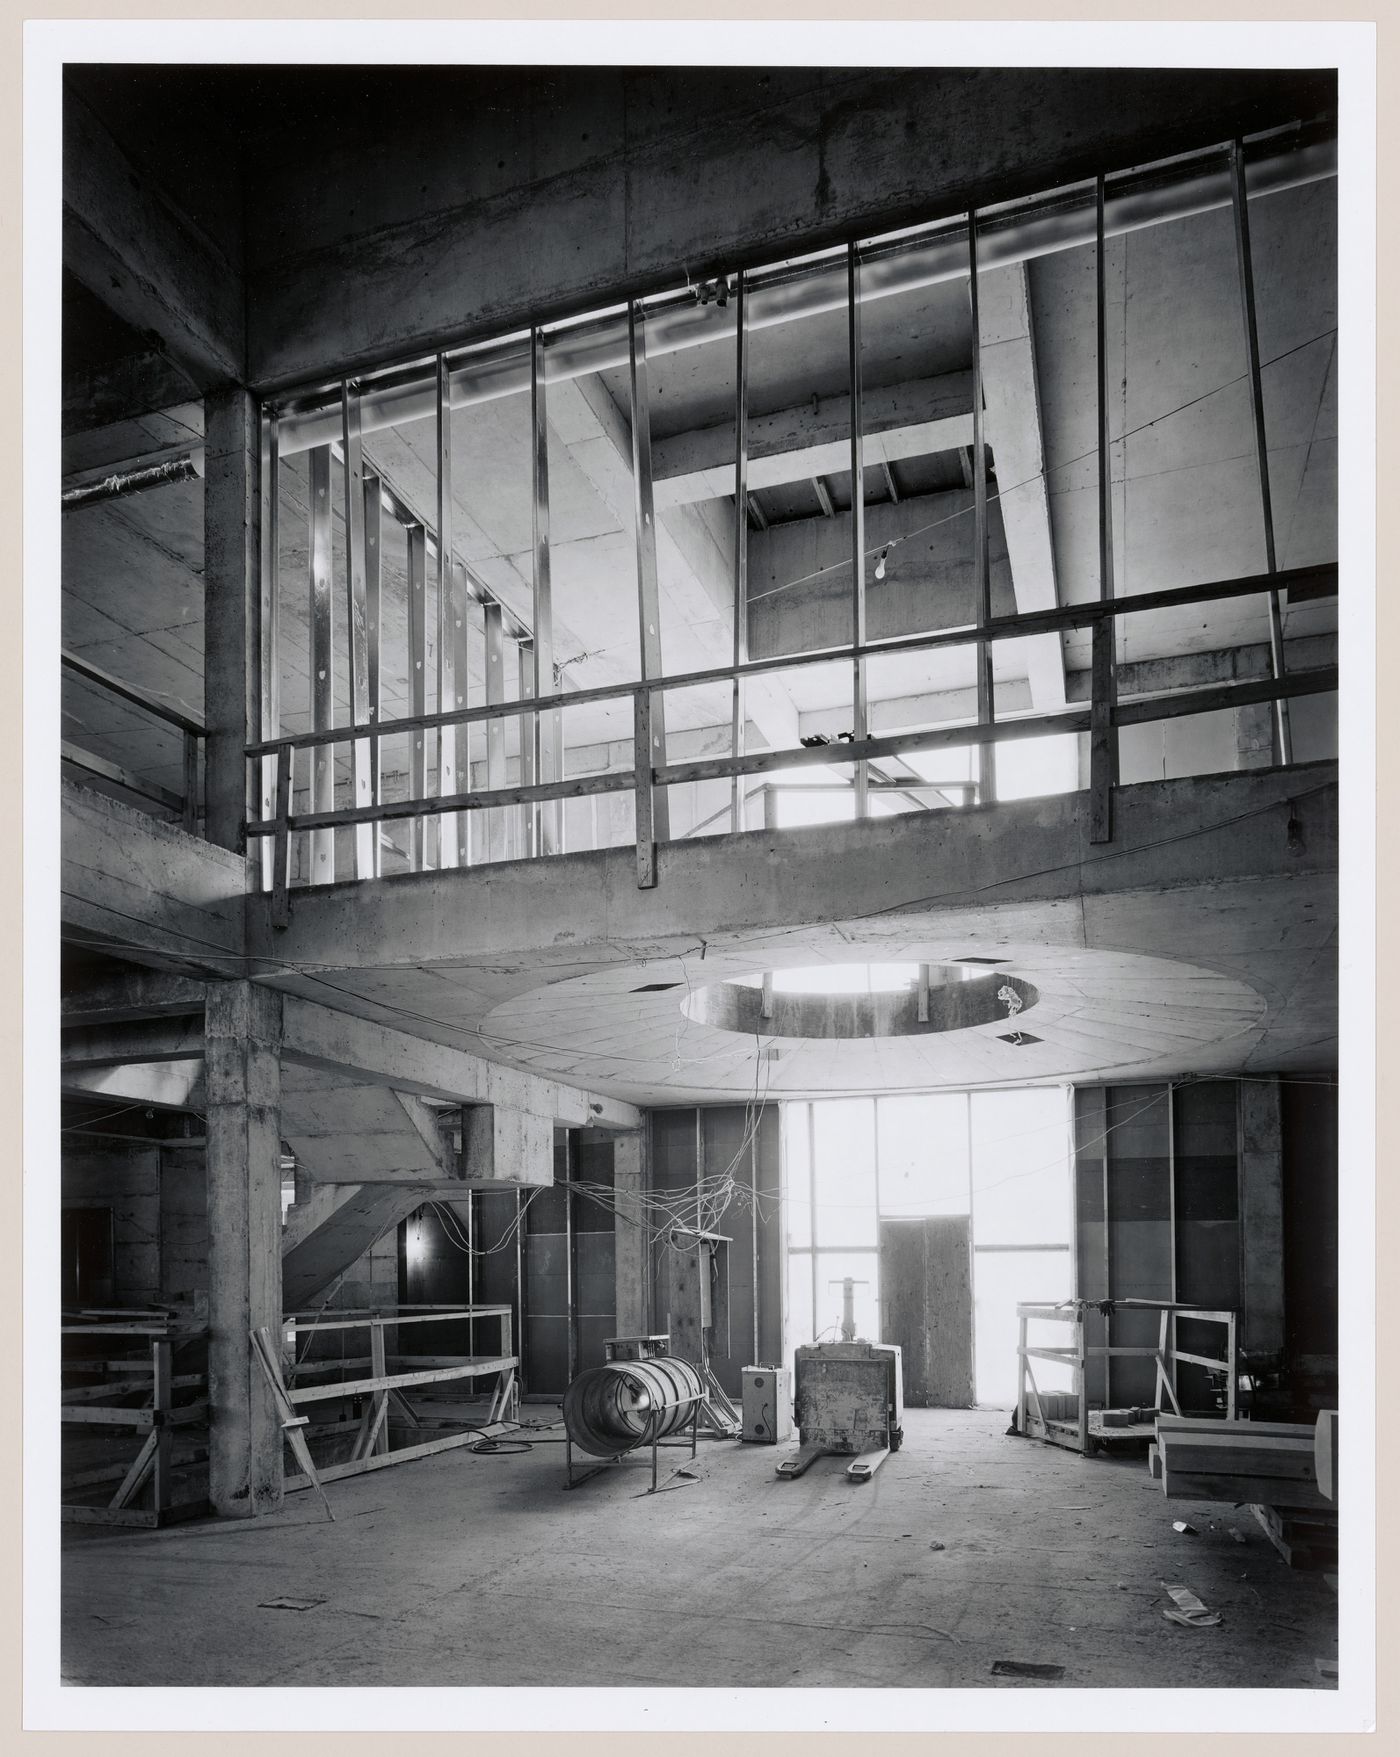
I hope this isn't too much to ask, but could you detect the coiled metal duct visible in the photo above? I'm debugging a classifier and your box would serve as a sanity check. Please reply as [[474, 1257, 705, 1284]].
[[562, 1357, 705, 1457]]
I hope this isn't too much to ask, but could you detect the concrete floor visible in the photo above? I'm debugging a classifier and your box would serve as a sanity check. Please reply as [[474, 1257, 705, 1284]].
[[62, 1408, 1338, 1691]]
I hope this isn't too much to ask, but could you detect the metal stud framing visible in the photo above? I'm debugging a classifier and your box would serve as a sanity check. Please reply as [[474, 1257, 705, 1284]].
[[730, 268, 749, 834], [1089, 176, 1120, 845], [532, 330, 563, 856], [450, 560, 474, 866], [257, 412, 280, 893], [518, 639, 536, 857], [406, 523, 429, 869], [483, 601, 508, 862], [847, 243, 870, 817], [363, 472, 383, 875], [968, 214, 997, 805], [341, 384, 375, 879], [1229, 139, 1293, 766], [436, 355, 461, 868], [629, 302, 670, 844], [307, 445, 336, 884]]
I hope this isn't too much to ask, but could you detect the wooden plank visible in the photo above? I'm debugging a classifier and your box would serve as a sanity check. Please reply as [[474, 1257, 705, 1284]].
[[287, 1355, 517, 1405], [1315, 1409, 1338, 1502], [1160, 1438, 1316, 1479], [1157, 1416, 1313, 1438], [1163, 1469, 1330, 1510], [61, 742, 185, 815], [283, 1420, 516, 1490]]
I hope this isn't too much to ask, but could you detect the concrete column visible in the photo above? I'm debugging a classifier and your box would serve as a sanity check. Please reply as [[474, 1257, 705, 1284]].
[[204, 387, 261, 855], [1239, 1076, 1286, 1367], [1235, 702, 1275, 770], [612, 1130, 650, 1337], [206, 981, 284, 1517]]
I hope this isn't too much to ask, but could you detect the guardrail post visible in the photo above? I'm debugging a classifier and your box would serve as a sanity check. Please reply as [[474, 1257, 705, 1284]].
[[271, 745, 292, 930], [634, 689, 658, 889]]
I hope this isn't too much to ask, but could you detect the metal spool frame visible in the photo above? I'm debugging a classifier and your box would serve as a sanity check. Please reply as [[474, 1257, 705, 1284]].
[[562, 1357, 704, 1492]]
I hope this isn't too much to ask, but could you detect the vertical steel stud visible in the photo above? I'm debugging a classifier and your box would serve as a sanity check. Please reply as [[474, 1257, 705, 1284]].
[[307, 445, 335, 883], [341, 384, 375, 878], [1090, 176, 1120, 844], [1229, 140, 1292, 765], [731, 269, 750, 833], [629, 303, 670, 844], [847, 244, 870, 817], [969, 214, 997, 805]]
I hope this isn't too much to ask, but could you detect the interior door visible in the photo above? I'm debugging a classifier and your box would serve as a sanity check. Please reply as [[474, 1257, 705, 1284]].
[[879, 1216, 974, 1407]]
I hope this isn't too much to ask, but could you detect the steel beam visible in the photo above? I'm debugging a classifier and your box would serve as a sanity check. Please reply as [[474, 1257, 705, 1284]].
[[629, 303, 670, 843], [1090, 178, 1119, 845], [731, 268, 750, 833], [406, 523, 429, 870], [847, 244, 869, 817], [341, 385, 375, 879], [1229, 140, 1292, 766], [484, 601, 508, 862], [307, 445, 336, 884], [364, 472, 383, 874], [256, 414, 280, 890], [532, 330, 563, 856], [436, 355, 461, 868], [969, 213, 997, 805], [450, 560, 474, 866]]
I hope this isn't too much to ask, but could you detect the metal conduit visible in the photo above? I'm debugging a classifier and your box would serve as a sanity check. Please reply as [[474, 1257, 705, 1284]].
[[274, 132, 1335, 457], [562, 1357, 705, 1458], [61, 454, 203, 511]]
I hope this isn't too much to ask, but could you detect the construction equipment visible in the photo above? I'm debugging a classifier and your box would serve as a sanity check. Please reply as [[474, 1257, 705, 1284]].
[[561, 1355, 704, 1491], [740, 1365, 791, 1444], [777, 1338, 903, 1483]]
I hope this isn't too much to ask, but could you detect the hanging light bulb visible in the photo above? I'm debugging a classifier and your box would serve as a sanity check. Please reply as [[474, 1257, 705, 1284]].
[[874, 546, 889, 581]]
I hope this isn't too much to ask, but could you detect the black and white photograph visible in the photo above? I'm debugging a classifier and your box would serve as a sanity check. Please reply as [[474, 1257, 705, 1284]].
[[23, 14, 1377, 1735]]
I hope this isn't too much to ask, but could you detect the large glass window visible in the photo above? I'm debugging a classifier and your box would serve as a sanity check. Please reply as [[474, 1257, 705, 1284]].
[[782, 1086, 1073, 1406]]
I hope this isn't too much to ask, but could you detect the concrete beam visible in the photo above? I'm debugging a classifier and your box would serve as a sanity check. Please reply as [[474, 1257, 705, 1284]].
[[460, 1103, 556, 1187], [205, 982, 283, 1518], [281, 1186, 427, 1312], [64, 90, 242, 392], [60, 1059, 205, 1112], [976, 265, 1066, 712], [61, 968, 207, 1027], [251, 764, 1338, 973], [546, 375, 799, 752], [245, 68, 1334, 388], [61, 1016, 205, 1068], [652, 373, 972, 510], [60, 779, 246, 973], [279, 993, 642, 1130]]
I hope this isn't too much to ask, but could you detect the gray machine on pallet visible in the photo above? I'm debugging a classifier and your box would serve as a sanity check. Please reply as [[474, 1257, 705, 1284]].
[[777, 1278, 903, 1482]]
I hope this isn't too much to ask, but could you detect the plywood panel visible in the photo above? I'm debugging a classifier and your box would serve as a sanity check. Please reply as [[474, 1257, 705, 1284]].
[[880, 1216, 973, 1408]]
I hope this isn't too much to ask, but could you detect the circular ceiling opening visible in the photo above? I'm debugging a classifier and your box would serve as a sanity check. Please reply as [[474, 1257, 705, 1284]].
[[683, 964, 1039, 1040]]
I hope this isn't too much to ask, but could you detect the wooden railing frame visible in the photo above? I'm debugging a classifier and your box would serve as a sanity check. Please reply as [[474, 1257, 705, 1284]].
[[242, 560, 1337, 922], [62, 649, 205, 833]]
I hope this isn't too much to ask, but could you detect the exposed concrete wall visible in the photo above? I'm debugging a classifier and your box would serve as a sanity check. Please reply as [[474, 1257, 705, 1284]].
[[1239, 1077, 1286, 1368], [62, 1142, 162, 1307], [237, 67, 1334, 388]]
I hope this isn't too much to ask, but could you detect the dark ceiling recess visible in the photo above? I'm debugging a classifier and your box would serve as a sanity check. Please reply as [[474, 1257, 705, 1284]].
[[955, 956, 1010, 966], [998, 1032, 1042, 1045], [631, 982, 682, 993]]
